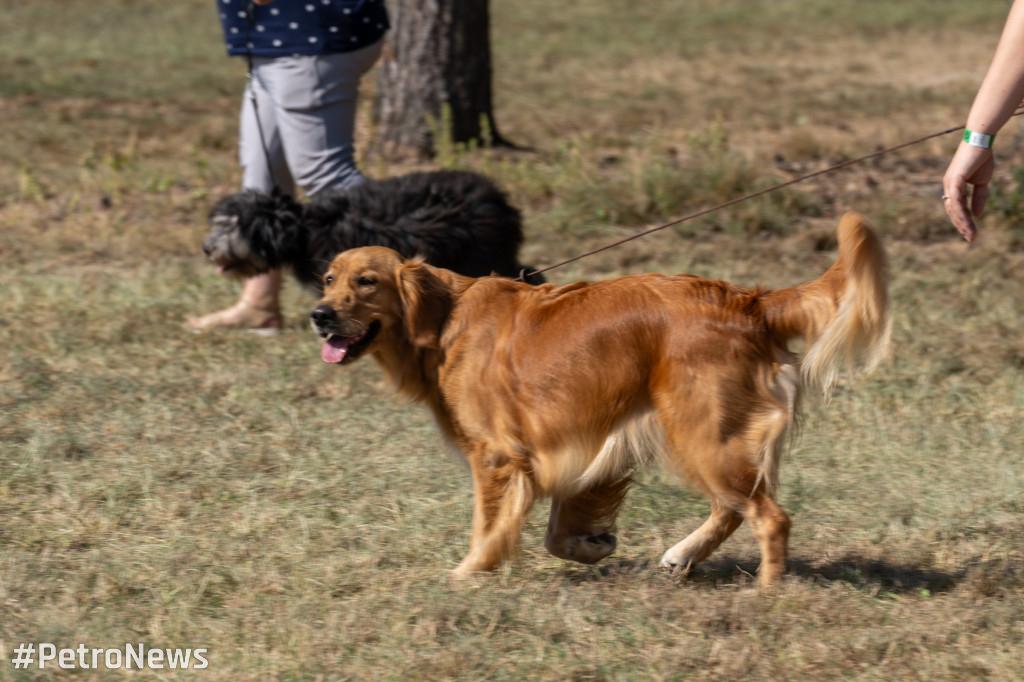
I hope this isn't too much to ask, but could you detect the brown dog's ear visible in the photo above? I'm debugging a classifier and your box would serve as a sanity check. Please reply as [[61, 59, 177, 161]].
[[398, 261, 453, 348]]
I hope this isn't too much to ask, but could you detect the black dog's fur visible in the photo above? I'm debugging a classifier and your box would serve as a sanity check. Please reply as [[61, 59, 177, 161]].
[[202, 170, 543, 294]]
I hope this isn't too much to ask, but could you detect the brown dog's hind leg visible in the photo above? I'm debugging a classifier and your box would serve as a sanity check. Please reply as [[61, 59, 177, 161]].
[[661, 491, 789, 587], [544, 476, 632, 564], [452, 445, 535, 577], [660, 499, 744, 576], [745, 491, 791, 586], [658, 426, 791, 586]]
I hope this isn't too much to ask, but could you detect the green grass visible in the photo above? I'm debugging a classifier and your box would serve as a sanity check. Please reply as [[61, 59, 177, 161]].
[[2, 0, 1024, 679]]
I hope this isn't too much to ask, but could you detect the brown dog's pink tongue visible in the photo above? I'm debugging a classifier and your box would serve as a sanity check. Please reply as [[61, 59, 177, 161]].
[[321, 337, 350, 364]]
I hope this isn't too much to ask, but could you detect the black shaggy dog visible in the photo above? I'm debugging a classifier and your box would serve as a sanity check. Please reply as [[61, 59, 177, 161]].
[[202, 170, 544, 294]]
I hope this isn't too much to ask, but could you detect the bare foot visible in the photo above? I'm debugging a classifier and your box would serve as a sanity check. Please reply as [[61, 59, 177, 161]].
[[185, 300, 283, 334]]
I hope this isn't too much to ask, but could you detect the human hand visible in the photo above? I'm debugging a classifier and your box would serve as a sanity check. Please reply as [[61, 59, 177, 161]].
[[942, 141, 995, 243]]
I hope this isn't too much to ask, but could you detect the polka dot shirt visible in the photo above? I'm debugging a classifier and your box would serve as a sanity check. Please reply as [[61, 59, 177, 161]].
[[216, 0, 388, 58]]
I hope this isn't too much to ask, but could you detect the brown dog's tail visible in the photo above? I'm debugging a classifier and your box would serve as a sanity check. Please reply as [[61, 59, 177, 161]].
[[761, 212, 891, 394]]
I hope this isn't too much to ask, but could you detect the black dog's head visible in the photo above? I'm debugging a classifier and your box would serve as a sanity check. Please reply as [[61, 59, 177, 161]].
[[202, 190, 305, 279]]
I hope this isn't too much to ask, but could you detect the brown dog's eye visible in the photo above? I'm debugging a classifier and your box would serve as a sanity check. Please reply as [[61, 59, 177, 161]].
[[357, 276, 376, 287], [324, 275, 334, 286]]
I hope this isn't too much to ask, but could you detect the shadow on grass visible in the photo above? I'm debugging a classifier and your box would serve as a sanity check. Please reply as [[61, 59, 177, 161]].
[[560, 553, 980, 596], [784, 555, 960, 594]]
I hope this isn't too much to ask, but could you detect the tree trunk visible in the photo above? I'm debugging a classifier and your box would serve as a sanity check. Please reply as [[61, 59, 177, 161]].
[[374, 0, 509, 160]]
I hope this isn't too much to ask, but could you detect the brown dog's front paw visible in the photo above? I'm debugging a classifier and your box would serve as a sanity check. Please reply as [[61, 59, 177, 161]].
[[451, 551, 503, 577], [450, 563, 475, 579], [447, 566, 482, 588]]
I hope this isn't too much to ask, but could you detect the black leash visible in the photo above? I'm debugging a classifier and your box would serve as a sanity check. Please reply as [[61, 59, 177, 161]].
[[518, 111, 1024, 281]]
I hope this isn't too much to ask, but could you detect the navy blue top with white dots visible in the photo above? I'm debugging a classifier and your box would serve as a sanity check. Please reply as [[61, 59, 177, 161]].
[[216, 0, 389, 58]]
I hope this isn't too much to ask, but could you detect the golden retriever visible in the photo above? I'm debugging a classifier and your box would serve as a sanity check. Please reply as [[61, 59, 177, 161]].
[[310, 212, 890, 586]]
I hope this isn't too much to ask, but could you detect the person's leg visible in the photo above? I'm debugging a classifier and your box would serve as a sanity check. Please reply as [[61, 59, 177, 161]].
[[240, 65, 294, 195], [260, 41, 384, 196], [187, 73, 291, 332], [188, 44, 383, 331]]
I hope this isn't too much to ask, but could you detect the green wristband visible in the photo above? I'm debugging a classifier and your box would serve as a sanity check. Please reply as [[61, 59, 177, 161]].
[[963, 129, 995, 148]]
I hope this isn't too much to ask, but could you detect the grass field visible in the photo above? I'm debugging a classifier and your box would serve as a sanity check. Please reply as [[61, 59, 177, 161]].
[[2, 0, 1024, 679]]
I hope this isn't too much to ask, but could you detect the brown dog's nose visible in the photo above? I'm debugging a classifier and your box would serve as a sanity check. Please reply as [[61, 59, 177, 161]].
[[310, 305, 337, 327]]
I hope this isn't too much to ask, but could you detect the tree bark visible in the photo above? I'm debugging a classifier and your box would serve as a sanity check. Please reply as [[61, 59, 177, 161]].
[[374, 0, 509, 160]]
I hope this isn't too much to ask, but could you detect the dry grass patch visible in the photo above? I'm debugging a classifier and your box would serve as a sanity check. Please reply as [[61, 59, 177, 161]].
[[2, 0, 1024, 679]]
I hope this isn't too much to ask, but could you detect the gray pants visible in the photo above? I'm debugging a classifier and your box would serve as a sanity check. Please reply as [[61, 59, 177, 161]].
[[239, 40, 383, 197]]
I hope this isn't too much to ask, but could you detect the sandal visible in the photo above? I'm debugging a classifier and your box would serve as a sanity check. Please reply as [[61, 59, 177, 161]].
[[185, 300, 284, 334]]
